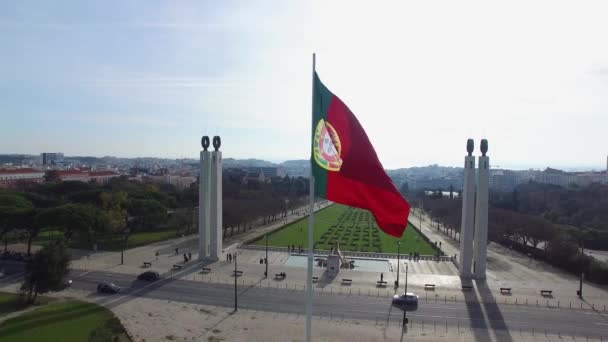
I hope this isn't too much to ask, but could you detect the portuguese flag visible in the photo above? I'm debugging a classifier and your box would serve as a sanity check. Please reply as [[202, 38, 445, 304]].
[[311, 72, 411, 237]]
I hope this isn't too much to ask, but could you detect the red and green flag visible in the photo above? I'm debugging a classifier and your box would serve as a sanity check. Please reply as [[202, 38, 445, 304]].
[[311, 72, 411, 238]]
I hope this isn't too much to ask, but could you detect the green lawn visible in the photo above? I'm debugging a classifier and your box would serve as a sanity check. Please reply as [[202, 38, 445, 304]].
[[0, 300, 130, 342], [0, 292, 55, 317], [34, 229, 181, 251], [251, 204, 437, 254]]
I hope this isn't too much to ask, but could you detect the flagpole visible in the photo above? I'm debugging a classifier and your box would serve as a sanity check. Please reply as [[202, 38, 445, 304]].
[[305, 52, 316, 342]]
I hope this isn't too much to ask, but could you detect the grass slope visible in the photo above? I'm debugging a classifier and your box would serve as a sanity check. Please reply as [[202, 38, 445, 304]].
[[0, 300, 130, 342], [252, 204, 436, 254], [34, 229, 180, 251], [0, 292, 54, 317]]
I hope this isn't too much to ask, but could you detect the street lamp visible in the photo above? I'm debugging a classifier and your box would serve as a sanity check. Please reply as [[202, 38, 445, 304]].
[[234, 252, 238, 312], [264, 234, 269, 278], [121, 227, 130, 265], [402, 262, 409, 326], [578, 239, 584, 298], [395, 241, 401, 287]]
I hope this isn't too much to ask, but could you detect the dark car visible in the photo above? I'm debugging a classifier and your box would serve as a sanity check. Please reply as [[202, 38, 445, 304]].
[[97, 282, 121, 294], [392, 292, 419, 307], [137, 271, 160, 282]]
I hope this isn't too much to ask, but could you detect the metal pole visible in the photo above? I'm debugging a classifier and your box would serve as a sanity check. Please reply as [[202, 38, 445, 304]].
[[579, 239, 584, 298], [404, 263, 409, 323], [121, 234, 126, 265], [265, 234, 268, 278], [234, 253, 238, 312], [305, 52, 316, 342], [396, 242, 401, 287], [405, 263, 408, 294]]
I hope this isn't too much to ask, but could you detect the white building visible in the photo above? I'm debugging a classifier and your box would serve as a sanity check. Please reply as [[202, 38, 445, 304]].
[[0, 168, 45, 188], [535, 168, 576, 187]]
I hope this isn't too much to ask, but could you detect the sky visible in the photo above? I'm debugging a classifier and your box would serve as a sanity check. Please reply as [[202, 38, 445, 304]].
[[1, 1, 607, 170]]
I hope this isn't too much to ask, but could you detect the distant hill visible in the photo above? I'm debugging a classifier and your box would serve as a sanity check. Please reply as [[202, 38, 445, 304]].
[[223, 158, 276, 168]]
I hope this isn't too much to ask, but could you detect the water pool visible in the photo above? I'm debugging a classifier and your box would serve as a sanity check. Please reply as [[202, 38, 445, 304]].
[[285, 255, 389, 273]]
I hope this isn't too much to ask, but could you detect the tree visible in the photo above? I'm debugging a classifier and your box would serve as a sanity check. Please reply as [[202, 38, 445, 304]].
[[0, 192, 35, 252], [400, 182, 409, 195], [43, 170, 60, 183], [100, 191, 128, 233], [20, 243, 70, 303], [127, 199, 167, 232], [35, 204, 108, 246]]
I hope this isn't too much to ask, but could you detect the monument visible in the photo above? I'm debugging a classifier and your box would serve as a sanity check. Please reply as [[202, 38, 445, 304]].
[[458, 139, 476, 277], [473, 139, 489, 279], [458, 138, 490, 279], [198, 135, 223, 261]]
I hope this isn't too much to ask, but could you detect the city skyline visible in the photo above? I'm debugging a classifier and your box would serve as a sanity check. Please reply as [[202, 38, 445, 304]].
[[1, 1, 607, 169]]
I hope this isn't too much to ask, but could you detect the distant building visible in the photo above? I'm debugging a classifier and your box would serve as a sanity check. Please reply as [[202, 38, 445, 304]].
[[534, 168, 576, 187], [146, 174, 196, 190], [41, 152, 64, 165], [243, 171, 270, 184], [0, 168, 45, 188], [244, 167, 278, 178], [489, 169, 517, 192], [89, 171, 120, 184], [57, 170, 90, 182], [411, 177, 462, 191], [575, 172, 608, 186]]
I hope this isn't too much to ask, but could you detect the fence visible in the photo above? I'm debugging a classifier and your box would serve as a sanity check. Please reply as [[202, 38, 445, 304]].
[[237, 244, 453, 261]]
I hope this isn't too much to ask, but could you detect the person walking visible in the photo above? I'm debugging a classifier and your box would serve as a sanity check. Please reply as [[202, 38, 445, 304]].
[[188, 252, 192, 261]]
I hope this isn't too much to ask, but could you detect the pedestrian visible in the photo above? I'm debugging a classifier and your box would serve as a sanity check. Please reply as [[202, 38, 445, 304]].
[[175, 248, 179, 255], [188, 252, 192, 261], [380, 272, 384, 282], [228, 253, 232, 262], [155, 252, 159, 260], [183, 253, 188, 263]]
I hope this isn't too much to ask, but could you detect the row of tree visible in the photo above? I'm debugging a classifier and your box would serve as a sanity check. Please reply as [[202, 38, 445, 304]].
[[0, 172, 309, 252], [408, 181, 608, 285]]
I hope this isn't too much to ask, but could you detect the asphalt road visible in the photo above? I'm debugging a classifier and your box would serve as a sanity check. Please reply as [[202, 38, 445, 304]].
[[68, 269, 608, 339]]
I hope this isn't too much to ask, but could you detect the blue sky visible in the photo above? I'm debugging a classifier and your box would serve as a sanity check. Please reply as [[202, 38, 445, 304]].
[[1, 1, 607, 170]]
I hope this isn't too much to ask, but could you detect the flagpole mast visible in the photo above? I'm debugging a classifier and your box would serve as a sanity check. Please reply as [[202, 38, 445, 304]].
[[305, 52, 316, 342]]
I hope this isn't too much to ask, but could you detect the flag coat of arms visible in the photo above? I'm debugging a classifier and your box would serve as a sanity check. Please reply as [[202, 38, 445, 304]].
[[311, 72, 411, 237]]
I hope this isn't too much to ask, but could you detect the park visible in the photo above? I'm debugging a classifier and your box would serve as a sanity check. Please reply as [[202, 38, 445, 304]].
[[251, 204, 438, 255]]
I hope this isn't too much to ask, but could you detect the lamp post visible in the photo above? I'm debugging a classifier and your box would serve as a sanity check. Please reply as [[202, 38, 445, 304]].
[[402, 262, 409, 326], [264, 234, 269, 278], [578, 239, 584, 298], [121, 228, 130, 265], [234, 253, 238, 312], [395, 241, 401, 287]]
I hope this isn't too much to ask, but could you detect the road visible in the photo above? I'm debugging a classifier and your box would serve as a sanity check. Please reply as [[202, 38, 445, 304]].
[[69, 269, 608, 339]]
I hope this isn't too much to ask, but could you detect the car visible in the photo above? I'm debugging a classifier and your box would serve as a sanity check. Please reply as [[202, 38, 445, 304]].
[[392, 292, 419, 306], [97, 282, 121, 294], [137, 271, 160, 282]]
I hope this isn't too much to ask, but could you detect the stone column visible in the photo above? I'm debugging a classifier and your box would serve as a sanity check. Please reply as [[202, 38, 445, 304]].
[[459, 139, 476, 278], [473, 139, 489, 279], [209, 136, 223, 261], [198, 136, 212, 260]]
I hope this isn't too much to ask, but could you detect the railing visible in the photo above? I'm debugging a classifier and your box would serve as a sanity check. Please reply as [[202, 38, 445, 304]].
[[237, 244, 453, 261]]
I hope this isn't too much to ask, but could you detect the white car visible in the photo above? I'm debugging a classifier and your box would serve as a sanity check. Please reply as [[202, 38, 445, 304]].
[[392, 292, 419, 306]]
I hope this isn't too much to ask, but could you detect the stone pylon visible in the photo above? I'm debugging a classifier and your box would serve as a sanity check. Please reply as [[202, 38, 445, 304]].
[[198, 136, 211, 260], [209, 136, 222, 260], [473, 139, 489, 279], [459, 139, 476, 278], [198, 135, 223, 261]]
